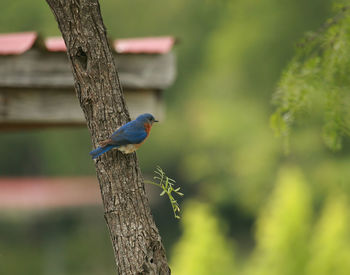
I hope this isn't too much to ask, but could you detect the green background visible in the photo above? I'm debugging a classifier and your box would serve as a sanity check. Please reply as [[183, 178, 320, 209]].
[[1, 0, 350, 274]]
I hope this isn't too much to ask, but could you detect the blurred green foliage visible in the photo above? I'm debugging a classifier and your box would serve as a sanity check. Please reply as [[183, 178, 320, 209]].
[[171, 200, 235, 274], [0, 208, 116, 275], [306, 194, 350, 275], [245, 168, 350, 275], [271, 3, 350, 151], [1, 0, 350, 274], [245, 168, 312, 275]]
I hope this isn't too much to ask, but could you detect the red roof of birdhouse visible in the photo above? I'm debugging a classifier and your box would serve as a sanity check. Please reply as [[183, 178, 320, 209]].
[[114, 36, 175, 54], [0, 31, 176, 55], [0, 32, 37, 55]]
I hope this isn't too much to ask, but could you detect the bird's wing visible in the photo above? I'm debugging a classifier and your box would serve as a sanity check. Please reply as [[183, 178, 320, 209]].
[[110, 122, 147, 145]]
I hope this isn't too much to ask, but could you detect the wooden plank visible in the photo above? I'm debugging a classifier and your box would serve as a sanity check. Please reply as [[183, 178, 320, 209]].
[[0, 88, 164, 129], [0, 49, 176, 90]]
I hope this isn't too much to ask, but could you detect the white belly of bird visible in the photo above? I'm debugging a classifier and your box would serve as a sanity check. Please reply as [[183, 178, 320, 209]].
[[117, 144, 138, 154]]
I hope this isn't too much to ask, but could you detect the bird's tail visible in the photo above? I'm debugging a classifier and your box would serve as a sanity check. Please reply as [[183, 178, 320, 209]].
[[89, 145, 115, 159]]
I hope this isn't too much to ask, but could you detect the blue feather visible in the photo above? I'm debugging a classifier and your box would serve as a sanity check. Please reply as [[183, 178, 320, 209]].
[[89, 145, 116, 159], [89, 113, 157, 159]]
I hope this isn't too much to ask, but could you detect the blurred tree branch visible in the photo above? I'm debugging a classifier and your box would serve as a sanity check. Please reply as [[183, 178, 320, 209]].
[[297, 5, 350, 47], [271, 3, 350, 151], [45, 0, 170, 274]]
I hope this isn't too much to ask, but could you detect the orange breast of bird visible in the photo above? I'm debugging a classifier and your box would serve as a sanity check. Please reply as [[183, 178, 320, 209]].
[[144, 122, 152, 136], [134, 123, 152, 149]]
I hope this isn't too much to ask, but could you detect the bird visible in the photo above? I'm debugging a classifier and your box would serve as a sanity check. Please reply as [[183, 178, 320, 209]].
[[89, 113, 158, 159]]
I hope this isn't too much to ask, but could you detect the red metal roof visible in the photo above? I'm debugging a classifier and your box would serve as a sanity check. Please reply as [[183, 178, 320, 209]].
[[0, 177, 101, 210], [0, 32, 175, 55], [114, 36, 175, 54], [45, 36, 67, 52], [0, 32, 37, 55]]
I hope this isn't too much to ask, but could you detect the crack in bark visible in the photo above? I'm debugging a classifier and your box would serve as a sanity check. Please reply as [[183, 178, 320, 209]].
[[74, 46, 88, 70]]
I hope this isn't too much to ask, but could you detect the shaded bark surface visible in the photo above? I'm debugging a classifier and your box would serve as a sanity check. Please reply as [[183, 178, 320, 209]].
[[45, 1, 170, 274]]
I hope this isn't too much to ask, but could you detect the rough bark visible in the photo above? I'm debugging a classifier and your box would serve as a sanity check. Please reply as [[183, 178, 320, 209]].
[[45, 1, 170, 274]]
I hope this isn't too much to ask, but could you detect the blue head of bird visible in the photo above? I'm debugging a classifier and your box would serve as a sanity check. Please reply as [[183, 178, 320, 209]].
[[136, 113, 159, 125]]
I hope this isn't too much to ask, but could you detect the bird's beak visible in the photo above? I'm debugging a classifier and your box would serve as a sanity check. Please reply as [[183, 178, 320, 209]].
[[154, 119, 159, 123]]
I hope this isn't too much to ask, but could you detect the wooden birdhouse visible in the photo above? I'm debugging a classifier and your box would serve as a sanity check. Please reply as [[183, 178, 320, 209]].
[[0, 32, 176, 130]]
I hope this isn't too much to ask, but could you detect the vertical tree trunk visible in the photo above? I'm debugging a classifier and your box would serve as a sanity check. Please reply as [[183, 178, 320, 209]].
[[45, 1, 170, 274]]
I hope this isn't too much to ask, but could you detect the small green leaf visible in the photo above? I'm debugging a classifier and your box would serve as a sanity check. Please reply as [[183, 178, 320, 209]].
[[145, 166, 184, 219]]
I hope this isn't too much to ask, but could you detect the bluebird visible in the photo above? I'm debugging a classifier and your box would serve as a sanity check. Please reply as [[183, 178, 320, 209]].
[[89, 113, 158, 159]]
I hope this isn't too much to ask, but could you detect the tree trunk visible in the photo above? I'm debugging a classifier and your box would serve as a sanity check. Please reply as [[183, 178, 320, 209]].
[[45, 1, 170, 274]]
